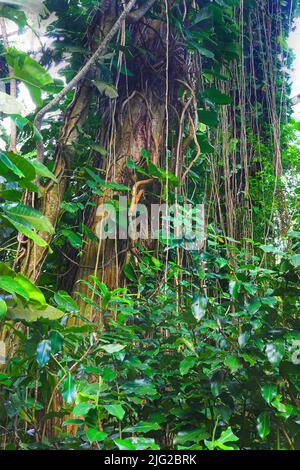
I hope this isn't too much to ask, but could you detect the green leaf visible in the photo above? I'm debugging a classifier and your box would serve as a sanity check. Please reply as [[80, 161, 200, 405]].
[[29, 159, 57, 182], [114, 437, 159, 450], [0, 5, 26, 26], [104, 404, 125, 421], [229, 280, 240, 300], [260, 244, 283, 255], [180, 356, 196, 375], [49, 331, 64, 354], [0, 151, 24, 178], [205, 88, 231, 105], [36, 339, 51, 367], [123, 421, 161, 434], [224, 355, 241, 373], [205, 427, 239, 450], [90, 144, 107, 156], [61, 229, 83, 249], [86, 428, 107, 443], [191, 294, 207, 321], [261, 384, 277, 405], [266, 342, 284, 367], [93, 80, 118, 99], [14, 273, 46, 306], [1, 203, 54, 233], [1, 214, 48, 247], [62, 419, 84, 426], [62, 374, 77, 405], [6, 48, 53, 106], [0, 275, 29, 300], [198, 110, 219, 127], [175, 427, 208, 445], [257, 413, 270, 439], [290, 254, 300, 268], [73, 402, 94, 417], [6, 299, 65, 322], [54, 290, 78, 313], [0, 298, 7, 319], [99, 343, 126, 354]]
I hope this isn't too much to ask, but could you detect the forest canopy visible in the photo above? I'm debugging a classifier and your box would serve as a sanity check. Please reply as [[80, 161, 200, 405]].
[[0, 0, 300, 452]]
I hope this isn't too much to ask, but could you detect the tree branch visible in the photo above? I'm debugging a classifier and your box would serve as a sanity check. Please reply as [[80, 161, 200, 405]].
[[127, 0, 156, 22], [34, 0, 139, 160]]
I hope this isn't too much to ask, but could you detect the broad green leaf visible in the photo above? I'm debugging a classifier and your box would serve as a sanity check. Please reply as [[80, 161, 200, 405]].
[[15, 273, 46, 306], [191, 294, 207, 321], [123, 421, 160, 434], [175, 427, 208, 445], [0, 275, 29, 300], [49, 331, 64, 354], [0, 298, 7, 319], [261, 384, 277, 405], [86, 428, 107, 443], [6, 48, 53, 106], [61, 229, 83, 249], [0, 0, 48, 15], [36, 339, 51, 367], [104, 404, 125, 421], [290, 254, 300, 267], [73, 402, 94, 417], [257, 412, 270, 439], [0, 151, 24, 178], [266, 342, 284, 367], [7, 152, 36, 181], [1, 203, 54, 233], [102, 367, 117, 381], [93, 80, 118, 99], [99, 343, 126, 354], [6, 299, 65, 321], [205, 427, 239, 450], [224, 355, 241, 373], [0, 5, 26, 26], [29, 159, 57, 182], [205, 88, 231, 105], [60, 202, 81, 213], [90, 144, 107, 156], [114, 437, 159, 450], [229, 280, 240, 300], [54, 290, 78, 313], [62, 374, 77, 405], [260, 244, 283, 255], [62, 419, 84, 426], [180, 356, 196, 375], [1, 214, 48, 247], [198, 110, 218, 127]]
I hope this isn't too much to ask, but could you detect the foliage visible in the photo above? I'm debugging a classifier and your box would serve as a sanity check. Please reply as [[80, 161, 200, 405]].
[[0, 0, 299, 452]]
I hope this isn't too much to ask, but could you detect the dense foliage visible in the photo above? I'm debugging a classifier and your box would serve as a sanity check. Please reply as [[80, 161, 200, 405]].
[[0, 0, 299, 451]]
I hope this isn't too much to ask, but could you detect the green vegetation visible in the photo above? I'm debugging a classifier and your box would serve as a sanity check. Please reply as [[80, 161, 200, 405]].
[[0, 0, 299, 451]]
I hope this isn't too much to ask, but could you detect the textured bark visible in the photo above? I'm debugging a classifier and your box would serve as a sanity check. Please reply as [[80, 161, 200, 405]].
[[18, 9, 118, 282], [73, 12, 177, 316], [74, 90, 165, 318], [20, 82, 92, 281]]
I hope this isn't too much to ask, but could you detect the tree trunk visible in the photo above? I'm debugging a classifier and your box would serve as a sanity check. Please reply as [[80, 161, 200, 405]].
[[74, 89, 166, 318]]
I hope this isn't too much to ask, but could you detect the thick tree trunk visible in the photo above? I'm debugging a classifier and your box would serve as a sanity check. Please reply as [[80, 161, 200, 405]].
[[72, 11, 181, 317], [74, 90, 165, 318], [18, 8, 118, 282]]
